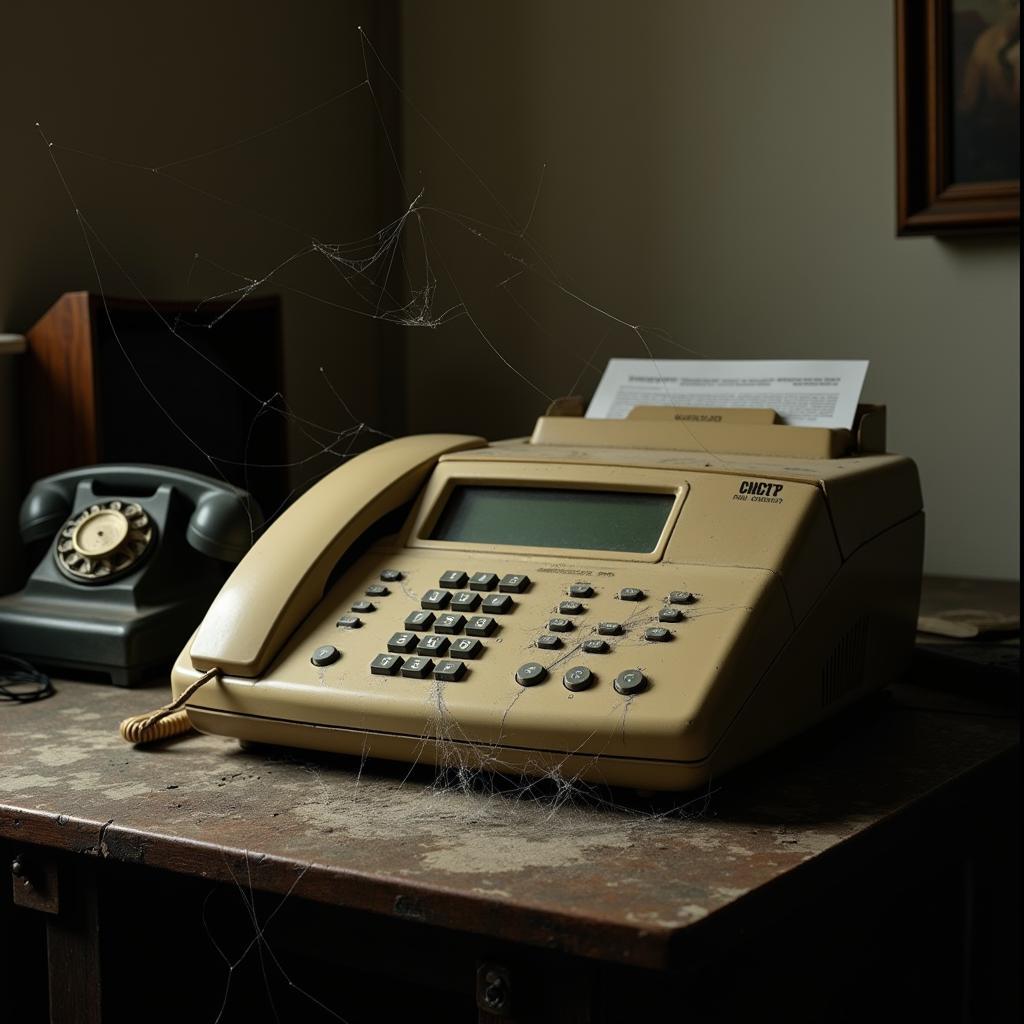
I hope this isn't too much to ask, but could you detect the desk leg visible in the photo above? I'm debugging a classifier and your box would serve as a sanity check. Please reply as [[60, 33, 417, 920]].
[[46, 858, 102, 1024]]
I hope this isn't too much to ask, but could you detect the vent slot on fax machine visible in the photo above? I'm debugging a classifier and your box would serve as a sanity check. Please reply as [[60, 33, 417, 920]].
[[171, 401, 923, 790]]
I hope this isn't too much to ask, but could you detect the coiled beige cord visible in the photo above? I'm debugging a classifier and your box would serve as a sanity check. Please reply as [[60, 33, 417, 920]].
[[119, 667, 220, 744]]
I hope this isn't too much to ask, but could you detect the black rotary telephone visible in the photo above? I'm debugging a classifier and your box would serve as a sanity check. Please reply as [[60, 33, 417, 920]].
[[0, 466, 262, 686]]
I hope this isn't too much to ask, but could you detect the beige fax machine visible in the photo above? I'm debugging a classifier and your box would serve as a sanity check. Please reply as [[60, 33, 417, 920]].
[[171, 403, 924, 790]]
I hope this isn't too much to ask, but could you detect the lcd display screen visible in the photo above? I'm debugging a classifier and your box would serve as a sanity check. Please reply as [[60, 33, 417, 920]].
[[429, 486, 675, 553]]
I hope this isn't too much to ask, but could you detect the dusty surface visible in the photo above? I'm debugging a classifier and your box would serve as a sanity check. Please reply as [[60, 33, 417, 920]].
[[0, 673, 1016, 968]]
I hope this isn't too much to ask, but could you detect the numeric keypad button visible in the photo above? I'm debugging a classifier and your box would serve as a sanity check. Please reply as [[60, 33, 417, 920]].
[[515, 662, 547, 686], [404, 611, 435, 631], [482, 594, 513, 614], [311, 645, 340, 667], [670, 591, 696, 604], [469, 571, 499, 591], [416, 635, 450, 656], [548, 617, 573, 633], [613, 669, 646, 695], [434, 613, 466, 634], [365, 584, 389, 597], [536, 634, 562, 650], [465, 616, 496, 637], [659, 607, 684, 623], [400, 656, 434, 679], [351, 600, 376, 613], [619, 587, 644, 601], [421, 589, 452, 610], [440, 570, 468, 588], [387, 632, 419, 654], [336, 615, 362, 629], [558, 600, 584, 615], [433, 659, 466, 682], [563, 666, 594, 692], [499, 573, 530, 593], [581, 638, 608, 654], [380, 569, 402, 582], [569, 583, 593, 598], [645, 627, 671, 642], [450, 590, 481, 612], [449, 637, 483, 660], [370, 653, 403, 676], [598, 622, 622, 636]]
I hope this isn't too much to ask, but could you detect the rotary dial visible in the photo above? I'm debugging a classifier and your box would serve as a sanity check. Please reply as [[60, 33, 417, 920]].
[[55, 501, 155, 584]]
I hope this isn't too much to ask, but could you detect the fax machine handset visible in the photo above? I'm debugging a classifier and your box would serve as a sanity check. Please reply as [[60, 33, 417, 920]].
[[20, 464, 259, 578], [187, 434, 485, 678]]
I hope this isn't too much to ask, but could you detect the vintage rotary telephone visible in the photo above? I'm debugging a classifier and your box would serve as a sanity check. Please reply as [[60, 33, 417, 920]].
[[0, 465, 261, 686]]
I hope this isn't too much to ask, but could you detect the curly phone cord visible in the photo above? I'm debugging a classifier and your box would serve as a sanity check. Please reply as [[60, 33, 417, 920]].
[[118, 667, 220, 744]]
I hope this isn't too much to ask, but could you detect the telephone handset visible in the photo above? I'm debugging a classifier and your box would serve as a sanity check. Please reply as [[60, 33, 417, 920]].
[[0, 465, 262, 686]]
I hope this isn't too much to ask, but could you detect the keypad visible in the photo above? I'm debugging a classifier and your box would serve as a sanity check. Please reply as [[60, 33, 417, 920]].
[[401, 656, 434, 679], [659, 607, 684, 623], [499, 573, 530, 593], [569, 583, 593, 598], [421, 589, 452, 610], [365, 584, 389, 597], [387, 632, 419, 654], [450, 590, 481, 612], [516, 662, 547, 686], [440, 570, 468, 588], [581, 638, 608, 654], [598, 622, 623, 636], [470, 572, 499, 591], [351, 600, 376, 613], [558, 600, 584, 615], [434, 613, 466, 634], [370, 653, 403, 676], [537, 634, 562, 650], [619, 588, 644, 601], [449, 637, 483, 660], [465, 616, 496, 637], [336, 615, 362, 629], [434, 659, 466, 682], [645, 627, 671, 642], [614, 669, 646, 695], [670, 591, 695, 604], [416, 635, 450, 656], [563, 666, 594, 692], [380, 569, 403, 582], [311, 645, 340, 667], [405, 611, 435, 632], [482, 594, 513, 614], [548, 617, 573, 633]]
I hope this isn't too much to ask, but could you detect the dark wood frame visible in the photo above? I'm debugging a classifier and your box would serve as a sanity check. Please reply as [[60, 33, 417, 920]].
[[896, 0, 1019, 235]]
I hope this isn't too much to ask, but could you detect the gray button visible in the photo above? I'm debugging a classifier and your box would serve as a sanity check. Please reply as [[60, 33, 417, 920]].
[[670, 591, 695, 604], [598, 622, 622, 636], [516, 662, 547, 686], [380, 569, 402, 582], [482, 593, 513, 614], [352, 600, 375, 613], [582, 638, 608, 654], [569, 583, 593, 598], [614, 669, 646, 695], [558, 600, 584, 615], [416, 634, 450, 656], [449, 637, 483, 660], [470, 572, 499, 591], [366, 584, 389, 597], [311, 645, 340, 667], [336, 615, 362, 629], [499, 573, 530, 593], [563, 666, 594, 692], [440, 570, 468, 588], [645, 627, 671, 642], [465, 616, 496, 637], [370, 653, 403, 676], [400, 656, 434, 679], [405, 611, 435, 631], [450, 590, 481, 612], [387, 632, 418, 654], [433, 659, 466, 681], [434, 613, 466, 634], [659, 607, 684, 623], [548, 617, 573, 632], [537, 634, 562, 650], [619, 588, 644, 601], [421, 589, 451, 610]]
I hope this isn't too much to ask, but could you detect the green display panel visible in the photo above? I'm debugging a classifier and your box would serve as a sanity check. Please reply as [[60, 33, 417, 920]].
[[430, 486, 674, 552]]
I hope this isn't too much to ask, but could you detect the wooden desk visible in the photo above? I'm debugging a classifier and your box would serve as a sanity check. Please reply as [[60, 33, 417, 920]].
[[1, 594, 1018, 1022]]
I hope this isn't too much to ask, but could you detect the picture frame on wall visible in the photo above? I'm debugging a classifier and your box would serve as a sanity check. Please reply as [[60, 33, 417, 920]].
[[896, 0, 1020, 235]]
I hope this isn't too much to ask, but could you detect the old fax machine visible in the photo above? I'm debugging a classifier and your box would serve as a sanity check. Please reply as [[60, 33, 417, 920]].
[[171, 402, 924, 790]]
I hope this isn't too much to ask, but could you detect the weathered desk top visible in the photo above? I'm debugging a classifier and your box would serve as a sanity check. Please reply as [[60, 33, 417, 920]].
[[1, 657, 1016, 971]]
